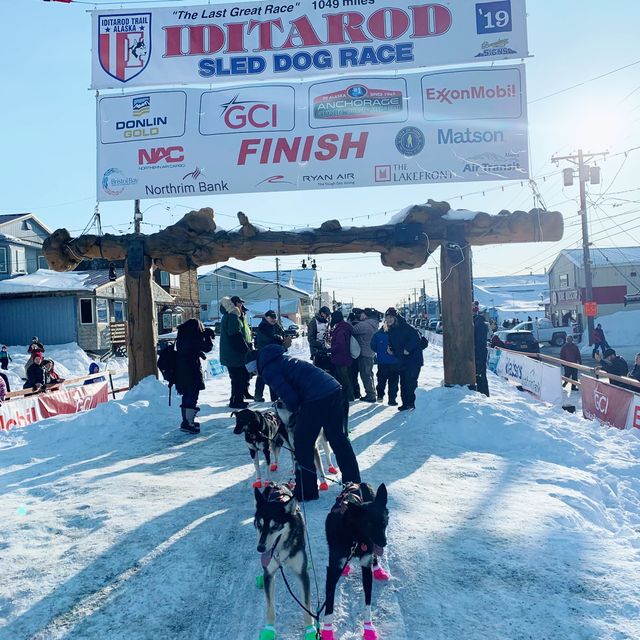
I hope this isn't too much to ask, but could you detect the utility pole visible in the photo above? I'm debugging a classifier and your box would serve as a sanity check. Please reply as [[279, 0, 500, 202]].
[[134, 199, 142, 234], [552, 149, 608, 344], [422, 279, 427, 316], [275, 257, 282, 320], [427, 267, 442, 317]]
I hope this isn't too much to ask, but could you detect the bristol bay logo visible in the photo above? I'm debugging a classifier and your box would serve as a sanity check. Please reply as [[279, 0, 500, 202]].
[[395, 127, 425, 156], [102, 168, 138, 196], [98, 13, 151, 83], [313, 84, 404, 120]]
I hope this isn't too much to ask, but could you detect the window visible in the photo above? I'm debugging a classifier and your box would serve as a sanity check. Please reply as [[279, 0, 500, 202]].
[[243, 280, 248, 289], [37, 255, 48, 269], [22, 220, 32, 231], [114, 301, 125, 322], [162, 313, 172, 329], [230, 272, 237, 290], [201, 303, 208, 312], [559, 273, 569, 288], [172, 314, 182, 328], [160, 271, 180, 288], [96, 299, 109, 323], [631, 271, 637, 277], [80, 298, 94, 324], [204, 282, 212, 292], [12, 247, 26, 274], [0, 247, 6, 273]]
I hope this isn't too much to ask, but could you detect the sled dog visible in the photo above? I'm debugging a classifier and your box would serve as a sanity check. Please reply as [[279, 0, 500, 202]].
[[254, 483, 316, 640], [321, 482, 389, 640]]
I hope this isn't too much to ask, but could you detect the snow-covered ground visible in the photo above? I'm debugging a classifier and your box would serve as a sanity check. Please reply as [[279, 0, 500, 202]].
[[578, 309, 640, 360], [1, 339, 640, 640]]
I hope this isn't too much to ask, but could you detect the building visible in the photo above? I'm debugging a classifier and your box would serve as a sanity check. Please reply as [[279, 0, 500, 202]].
[[0, 213, 51, 280], [153, 267, 201, 334], [0, 269, 173, 352], [548, 247, 640, 327], [197, 265, 311, 325]]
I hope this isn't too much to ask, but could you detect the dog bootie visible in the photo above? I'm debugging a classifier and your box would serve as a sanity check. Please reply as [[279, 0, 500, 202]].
[[341, 563, 352, 577], [320, 623, 335, 640], [327, 465, 338, 474], [270, 463, 278, 472], [319, 481, 329, 491], [373, 565, 391, 581], [363, 621, 378, 640], [259, 625, 276, 640], [252, 480, 263, 489], [303, 624, 318, 640]]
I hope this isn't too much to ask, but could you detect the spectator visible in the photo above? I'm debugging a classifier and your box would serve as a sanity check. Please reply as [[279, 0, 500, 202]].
[[630, 353, 640, 384], [0, 374, 5, 404], [0, 371, 9, 394], [596, 348, 629, 389], [371, 321, 399, 406], [490, 333, 506, 349], [27, 337, 45, 355], [592, 323, 608, 358], [307, 306, 331, 365], [0, 345, 11, 370], [173, 318, 215, 434], [385, 307, 423, 411], [220, 295, 251, 409], [330, 310, 354, 404], [350, 307, 379, 402], [348, 309, 363, 399], [43, 359, 65, 388], [83, 362, 106, 385], [560, 335, 581, 391], [240, 305, 255, 400], [23, 354, 47, 392], [24, 350, 44, 378], [253, 310, 285, 402], [247, 344, 361, 502], [473, 307, 489, 397]]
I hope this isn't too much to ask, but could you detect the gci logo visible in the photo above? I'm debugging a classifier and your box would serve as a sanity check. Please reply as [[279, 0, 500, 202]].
[[138, 146, 184, 165], [221, 95, 278, 130], [594, 390, 609, 414]]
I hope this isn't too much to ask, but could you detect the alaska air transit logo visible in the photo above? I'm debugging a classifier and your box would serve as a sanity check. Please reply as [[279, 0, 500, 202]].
[[98, 13, 151, 83]]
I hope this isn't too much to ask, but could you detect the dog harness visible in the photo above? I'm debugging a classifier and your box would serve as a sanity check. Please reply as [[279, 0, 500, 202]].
[[331, 482, 363, 514]]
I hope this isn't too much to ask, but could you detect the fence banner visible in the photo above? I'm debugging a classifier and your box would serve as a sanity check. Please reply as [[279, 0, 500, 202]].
[[91, 1, 528, 89], [97, 65, 528, 201], [0, 383, 109, 431], [629, 399, 640, 430], [489, 348, 562, 405], [580, 375, 634, 430]]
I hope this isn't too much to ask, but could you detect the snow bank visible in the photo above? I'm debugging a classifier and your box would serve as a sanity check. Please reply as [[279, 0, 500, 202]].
[[579, 308, 640, 348]]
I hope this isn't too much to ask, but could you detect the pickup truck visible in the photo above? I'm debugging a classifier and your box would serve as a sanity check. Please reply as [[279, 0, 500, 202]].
[[511, 318, 568, 347]]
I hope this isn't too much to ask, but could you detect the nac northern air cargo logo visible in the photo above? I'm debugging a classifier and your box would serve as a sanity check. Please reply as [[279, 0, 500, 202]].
[[98, 13, 151, 83], [313, 85, 404, 120]]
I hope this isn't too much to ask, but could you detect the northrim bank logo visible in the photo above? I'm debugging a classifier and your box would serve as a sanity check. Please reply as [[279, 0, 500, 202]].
[[98, 13, 151, 83]]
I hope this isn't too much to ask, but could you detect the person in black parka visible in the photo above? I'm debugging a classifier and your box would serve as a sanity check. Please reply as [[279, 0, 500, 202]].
[[473, 309, 490, 397], [174, 318, 215, 434], [23, 354, 48, 392], [253, 310, 285, 402], [249, 344, 361, 502]]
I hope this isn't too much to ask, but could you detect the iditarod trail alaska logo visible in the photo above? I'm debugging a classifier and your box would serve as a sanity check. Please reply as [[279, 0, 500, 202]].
[[98, 13, 151, 83]]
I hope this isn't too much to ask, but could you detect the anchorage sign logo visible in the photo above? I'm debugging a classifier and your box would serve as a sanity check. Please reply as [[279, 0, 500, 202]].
[[98, 13, 151, 83], [314, 85, 404, 120]]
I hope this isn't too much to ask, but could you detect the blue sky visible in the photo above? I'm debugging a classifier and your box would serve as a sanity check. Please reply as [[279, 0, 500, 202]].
[[2, 0, 640, 310]]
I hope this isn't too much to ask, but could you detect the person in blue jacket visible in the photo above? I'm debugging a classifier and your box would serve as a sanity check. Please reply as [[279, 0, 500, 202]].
[[371, 322, 399, 406], [247, 344, 361, 502], [385, 307, 423, 411]]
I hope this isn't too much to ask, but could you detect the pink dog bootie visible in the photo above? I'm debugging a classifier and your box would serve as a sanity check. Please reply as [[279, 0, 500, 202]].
[[321, 623, 335, 640], [363, 621, 379, 640], [341, 563, 352, 577], [270, 463, 278, 472], [252, 480, 263, 489], [328, 465, 338, 474], [319, 481, 329, 491], [373, 565, 390, 581]]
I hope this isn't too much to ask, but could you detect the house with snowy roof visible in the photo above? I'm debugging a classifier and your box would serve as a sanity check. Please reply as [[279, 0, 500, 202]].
[[0, 269, 173, 353], [0, 213, 51, 280], [548, 246, 640, 326]]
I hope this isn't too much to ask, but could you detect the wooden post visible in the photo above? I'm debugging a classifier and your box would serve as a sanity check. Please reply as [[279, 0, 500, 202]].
[[125, 250, 158, 387], [440, 226, 475, 387]]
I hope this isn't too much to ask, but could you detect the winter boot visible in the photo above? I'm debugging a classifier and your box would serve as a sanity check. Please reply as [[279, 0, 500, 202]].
[[180, 408, 200, 434], [179, 406, 190, 431]]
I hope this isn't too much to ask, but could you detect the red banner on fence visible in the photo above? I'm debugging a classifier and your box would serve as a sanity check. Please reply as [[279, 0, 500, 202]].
[[580, 375, 634, 430], [0, 382, 109, 431]]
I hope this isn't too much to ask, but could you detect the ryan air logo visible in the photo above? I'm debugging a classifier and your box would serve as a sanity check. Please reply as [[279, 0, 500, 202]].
[[98, 13, 151, 83], [313, 84, 404, 120]]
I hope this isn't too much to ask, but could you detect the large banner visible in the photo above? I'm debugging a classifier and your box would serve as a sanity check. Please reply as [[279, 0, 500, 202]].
[[97, 65, 529, 201], [0, 383, 109, 431], [580, 375, 634, 430], [91, 1, 528, 89], [488, 348, 562, 405]]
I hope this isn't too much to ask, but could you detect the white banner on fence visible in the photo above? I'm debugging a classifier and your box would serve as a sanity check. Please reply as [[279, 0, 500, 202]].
[[90, 1, 528, 89], [489, 348, 562, 405], [97, 65, 528, 201]]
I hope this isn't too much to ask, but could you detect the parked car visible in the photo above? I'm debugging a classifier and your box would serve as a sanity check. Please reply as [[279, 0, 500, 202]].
[[435, 320, 443, 334], [428, 318, 439, 331], [511, 318, 567, 346], [284, 323, 300, 338], [492, 330, 540, 354]]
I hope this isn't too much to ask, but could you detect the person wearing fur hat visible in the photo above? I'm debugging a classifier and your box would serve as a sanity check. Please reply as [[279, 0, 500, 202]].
[[385, 307, 423, 411], [220, 295, 251, 409]]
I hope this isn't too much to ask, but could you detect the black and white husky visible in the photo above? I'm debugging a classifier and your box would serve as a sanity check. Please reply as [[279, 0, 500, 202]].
[[273, 399, 338, 490], [254, 484, 317, 640], [321, 482, 389, 640], [232, 408, 291, 488]]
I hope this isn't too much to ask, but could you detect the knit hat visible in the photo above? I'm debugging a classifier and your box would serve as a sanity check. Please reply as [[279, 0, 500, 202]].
[[264, 310, 277, 319], [385, 307, 398, 317], [364, 307, 378, 318], [331, 310, 344, 326]]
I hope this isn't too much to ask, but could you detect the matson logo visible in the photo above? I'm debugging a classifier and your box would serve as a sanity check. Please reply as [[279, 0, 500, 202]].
[[425, 84, 517, 104], [138, 146, 185, 166], [438, 128, 504, 144], [221, 95, 279, 130], [313, 85, 404, 120]]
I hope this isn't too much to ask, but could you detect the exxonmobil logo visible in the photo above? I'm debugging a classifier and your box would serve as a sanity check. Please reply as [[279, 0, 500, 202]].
[[0, 406, 38, 431], [138, 146, 185, 166], [425, 84, 517, 104]]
